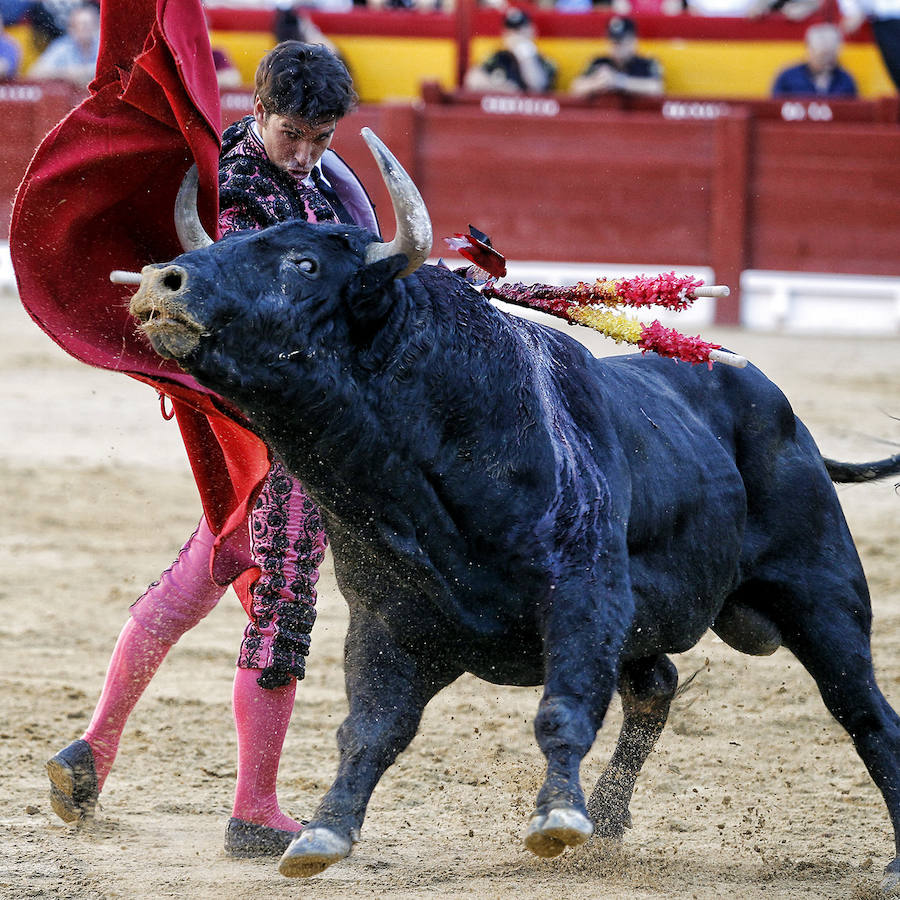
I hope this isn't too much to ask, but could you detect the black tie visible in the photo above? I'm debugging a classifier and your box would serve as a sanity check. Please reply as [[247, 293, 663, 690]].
[[311, 169, 354, 225]]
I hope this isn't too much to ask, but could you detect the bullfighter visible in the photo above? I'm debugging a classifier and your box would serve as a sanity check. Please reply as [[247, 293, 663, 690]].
[[42, 39, 379, 858]]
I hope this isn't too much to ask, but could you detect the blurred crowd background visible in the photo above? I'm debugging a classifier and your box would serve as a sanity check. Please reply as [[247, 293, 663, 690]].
[[0, 0, 895, 99]]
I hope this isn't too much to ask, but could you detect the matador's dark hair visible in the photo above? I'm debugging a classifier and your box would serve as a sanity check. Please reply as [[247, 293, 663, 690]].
[[254, 41, 357, 123]]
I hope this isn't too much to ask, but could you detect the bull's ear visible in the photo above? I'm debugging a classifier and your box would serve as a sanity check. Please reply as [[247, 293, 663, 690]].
[[344, 254, 408, 325]]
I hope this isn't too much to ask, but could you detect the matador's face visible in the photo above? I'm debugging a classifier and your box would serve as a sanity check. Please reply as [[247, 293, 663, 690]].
[[253, 97, 336, 182]]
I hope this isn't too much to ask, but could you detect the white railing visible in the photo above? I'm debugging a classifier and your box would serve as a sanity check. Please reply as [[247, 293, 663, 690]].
[[741, 270, 900, 334]]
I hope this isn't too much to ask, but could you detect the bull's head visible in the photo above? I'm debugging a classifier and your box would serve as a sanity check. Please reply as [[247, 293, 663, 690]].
[[128, 130, 433, 387]]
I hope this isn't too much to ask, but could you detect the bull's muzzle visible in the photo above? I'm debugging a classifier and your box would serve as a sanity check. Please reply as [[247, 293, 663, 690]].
[[129, 264, 205, 360]]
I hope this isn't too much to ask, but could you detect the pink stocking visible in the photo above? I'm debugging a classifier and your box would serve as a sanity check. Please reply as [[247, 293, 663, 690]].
[[231, 666, 302, 830], [82, 618, 170, 791], [81, 517, 227, 792]]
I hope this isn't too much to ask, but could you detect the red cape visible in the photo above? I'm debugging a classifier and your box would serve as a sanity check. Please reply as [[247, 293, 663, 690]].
[[10, 0, 268, 592]]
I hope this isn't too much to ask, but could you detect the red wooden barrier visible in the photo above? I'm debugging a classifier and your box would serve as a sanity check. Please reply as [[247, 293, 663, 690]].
[[422, 83, 900, 123], [411, 87, 900, 323], [0, 82, 85, 236], [751, 123, 900, 278]]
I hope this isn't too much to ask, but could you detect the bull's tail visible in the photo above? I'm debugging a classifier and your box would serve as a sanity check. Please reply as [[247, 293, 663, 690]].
[[824, 452, 900, 484]]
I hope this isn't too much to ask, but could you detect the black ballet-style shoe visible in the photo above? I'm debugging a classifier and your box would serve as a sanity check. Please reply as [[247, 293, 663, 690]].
[[46, 739, 99, 824], [224, 817, 305, 857]]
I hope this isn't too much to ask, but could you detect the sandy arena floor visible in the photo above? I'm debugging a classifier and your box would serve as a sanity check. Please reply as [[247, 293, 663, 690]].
[[1, 286, 899, 899]]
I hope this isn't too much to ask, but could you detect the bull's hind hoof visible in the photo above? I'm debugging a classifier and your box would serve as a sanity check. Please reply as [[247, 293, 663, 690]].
[[586, 792, 633, 840], [881, 857, 900, 894], [524, 808, 594, 858], [278, 827, 353, 878]]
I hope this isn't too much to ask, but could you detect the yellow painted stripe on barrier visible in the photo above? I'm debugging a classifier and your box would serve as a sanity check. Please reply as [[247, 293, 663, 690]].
[[7, 25, 38, 74], [331, 36, 458, 103], [212, 31, 274, 86]]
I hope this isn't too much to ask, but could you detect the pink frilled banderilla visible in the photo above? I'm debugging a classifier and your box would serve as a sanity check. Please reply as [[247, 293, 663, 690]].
[[484, 275, 745, 369], [444, 231, 745, 370]]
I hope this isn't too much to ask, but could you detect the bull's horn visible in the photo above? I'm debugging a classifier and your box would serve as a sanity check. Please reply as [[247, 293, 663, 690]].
[[174, 164, 214, 251], [361, 127, 432, 277]]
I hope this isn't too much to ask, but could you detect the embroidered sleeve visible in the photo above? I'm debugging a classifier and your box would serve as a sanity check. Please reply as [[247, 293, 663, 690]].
[[218, 156, 304, 235]]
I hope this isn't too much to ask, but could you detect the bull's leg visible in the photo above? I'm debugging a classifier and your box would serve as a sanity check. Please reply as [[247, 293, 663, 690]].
[[524, 577, 629, 858], [586, 654, 678, 838], [769, 574, 900, 892], [279, 608, 460, 878]]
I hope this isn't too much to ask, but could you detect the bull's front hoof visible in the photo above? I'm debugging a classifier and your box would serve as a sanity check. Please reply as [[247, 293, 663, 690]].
[[523, 808, 594, 858], [278, 827, 353, 878]]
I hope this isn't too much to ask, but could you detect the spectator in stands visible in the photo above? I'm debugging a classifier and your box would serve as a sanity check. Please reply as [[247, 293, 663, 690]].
[[570, 16, 664, 97], [744, 0, 825, 20], [0, 0, 30, 25], [684, 0, 764, 14], [688, 0, 823, 16], [610, 0, 685, 15], [24, 0, 87, 53], [273, 4, 342, 58], [464, 7, 557, 93], [204, 11, 242, 89], [771, 22, 858, 96], [838, 0, 900, 91], [553, 0, 595, 14], [272, 5, 353, 84], [27, 1, 98, 87], [212, 46, 242, 89], [283, 0, 352, 11], [0, 12, 22, 80]]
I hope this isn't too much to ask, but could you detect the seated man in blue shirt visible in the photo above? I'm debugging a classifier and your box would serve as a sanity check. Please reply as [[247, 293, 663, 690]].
[[27, 2, 99, 88], [772, 22, 858, 97], [0, 13, 21, 81]]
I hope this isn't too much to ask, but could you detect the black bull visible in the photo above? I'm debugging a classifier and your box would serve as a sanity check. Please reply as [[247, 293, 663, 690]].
[[131, 163, 900, 886]]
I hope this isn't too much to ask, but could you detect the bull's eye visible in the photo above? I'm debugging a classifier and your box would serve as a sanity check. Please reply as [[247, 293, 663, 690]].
[[286, 255, 319, 277]]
